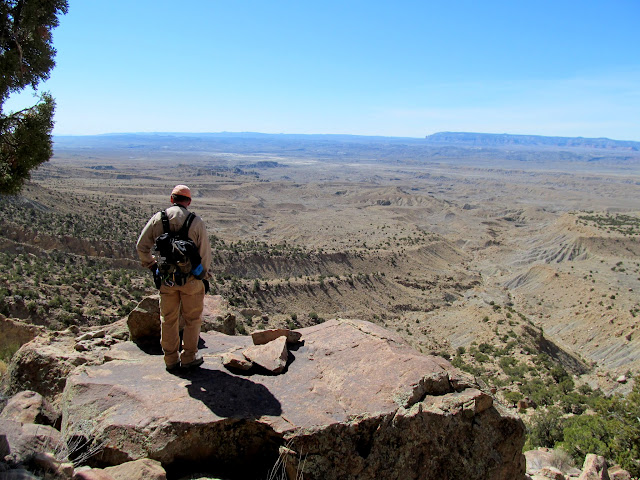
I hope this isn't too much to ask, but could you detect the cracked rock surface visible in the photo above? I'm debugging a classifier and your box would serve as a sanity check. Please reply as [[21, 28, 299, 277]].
[[60, 318, 525, 479]]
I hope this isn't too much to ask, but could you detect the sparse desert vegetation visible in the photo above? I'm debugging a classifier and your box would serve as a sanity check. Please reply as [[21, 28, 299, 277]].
[[1, 133, 639, 474]]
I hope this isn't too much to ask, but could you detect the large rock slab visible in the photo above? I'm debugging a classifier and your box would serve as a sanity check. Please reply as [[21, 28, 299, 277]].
[[61, 319, 526, 479], [2, 330, 110, 407]]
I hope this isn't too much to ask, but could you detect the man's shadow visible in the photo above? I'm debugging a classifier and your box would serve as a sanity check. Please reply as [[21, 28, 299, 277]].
[[136, 334, 284, 418], [174, 367, 282, 419]]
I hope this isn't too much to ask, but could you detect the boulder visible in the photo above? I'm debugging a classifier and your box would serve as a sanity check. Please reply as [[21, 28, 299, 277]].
[[251, 328, 302, 345], [126, 295, 161, 341], [578, 454, 610, 480], [537, 466, 565, 480], [73, 468, 116, 480], [0, 418, 65, 467], [60, 319, 526, 479], [608, 466, 631, 480], [2, 331, 111, 407], [104, 458, 166, 480], [0, 391, 57, 426], [242, 336, 289, 373], [221, 351, 253, 371]]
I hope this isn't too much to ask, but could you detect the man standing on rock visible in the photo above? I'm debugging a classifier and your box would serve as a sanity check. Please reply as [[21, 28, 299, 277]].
[[136, 185, 212, 372]]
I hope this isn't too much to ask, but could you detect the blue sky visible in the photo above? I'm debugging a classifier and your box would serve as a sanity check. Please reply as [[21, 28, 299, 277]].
[[6, 0, 640, 140]]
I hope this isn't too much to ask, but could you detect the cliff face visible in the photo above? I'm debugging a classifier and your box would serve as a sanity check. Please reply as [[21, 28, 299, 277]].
[[56, 319, 525, 479]]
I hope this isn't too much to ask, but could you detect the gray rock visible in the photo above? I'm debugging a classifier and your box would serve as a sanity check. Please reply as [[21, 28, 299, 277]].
[[608, 465, 632, 480]]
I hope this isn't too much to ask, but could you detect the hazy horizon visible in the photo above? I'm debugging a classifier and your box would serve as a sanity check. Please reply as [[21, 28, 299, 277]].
[[5, 1, 640, 141]]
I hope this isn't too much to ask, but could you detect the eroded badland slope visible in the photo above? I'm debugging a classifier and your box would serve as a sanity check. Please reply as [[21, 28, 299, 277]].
[[2, 145, 639, 404]]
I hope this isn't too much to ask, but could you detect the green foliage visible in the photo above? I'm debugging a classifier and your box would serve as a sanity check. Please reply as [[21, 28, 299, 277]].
[[0, 340, 20, 362], [0, 0, 68, 194], [577, 213, 640, 236], [503, 390, 523, 406], [0, 92, 55, 193], [526, 379, 640, 477], [525, 406, 565, 450]]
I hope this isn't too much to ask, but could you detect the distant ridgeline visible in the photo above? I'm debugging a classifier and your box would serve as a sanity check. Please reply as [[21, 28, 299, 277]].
[[53, 132, 640, 169], [424, 132, 640, 151]]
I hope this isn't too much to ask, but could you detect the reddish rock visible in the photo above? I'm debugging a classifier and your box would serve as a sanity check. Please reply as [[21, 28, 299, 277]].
[[73, 468, 116, 480], [126, 295, 161, 341], [0, 390, 57, 426], [578, 454, 610, 480], [243, 336, 289, 373], [0, 418, 65, 467], [2, 331, 108, 406], [221, 351, 253, 370], [538, 466, 565, 480], [60, 319, 525, 480], [104, 458, 166, 480], [251, 328, 302, 345], [608, 466, 632, 480]]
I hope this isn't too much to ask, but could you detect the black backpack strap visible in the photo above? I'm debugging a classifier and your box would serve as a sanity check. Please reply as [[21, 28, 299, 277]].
[[160, 210, 170, 234], [178, 212, 196, 239]]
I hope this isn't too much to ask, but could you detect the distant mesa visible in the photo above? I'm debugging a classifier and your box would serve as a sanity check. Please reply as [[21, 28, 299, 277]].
[[424, 131, 640, 151]]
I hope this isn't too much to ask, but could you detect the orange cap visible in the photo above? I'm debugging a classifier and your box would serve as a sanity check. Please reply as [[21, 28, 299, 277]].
[[171, 184, 191, 198]]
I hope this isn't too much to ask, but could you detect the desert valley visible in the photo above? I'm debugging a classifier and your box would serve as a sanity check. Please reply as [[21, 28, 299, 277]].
[[1, 132, 639, 479]]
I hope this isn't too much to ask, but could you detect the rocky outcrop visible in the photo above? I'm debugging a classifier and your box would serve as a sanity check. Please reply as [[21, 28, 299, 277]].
[[578, 454, 610, 480], [0, 391, 57, 427], [127, 295, 233, 341], [0, 315, 44, 353], [60, 319, 526, 479], [2, 330, 106, 408]]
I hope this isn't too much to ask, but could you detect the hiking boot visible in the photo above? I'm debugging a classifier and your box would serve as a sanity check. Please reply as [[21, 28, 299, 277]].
[[166, 361, 180, 373], [181, 356, 204, 369]]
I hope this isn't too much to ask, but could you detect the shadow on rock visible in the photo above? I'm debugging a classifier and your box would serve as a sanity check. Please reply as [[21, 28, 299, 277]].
[[133, 333, 207, 356], [177, 368, 282, 419]]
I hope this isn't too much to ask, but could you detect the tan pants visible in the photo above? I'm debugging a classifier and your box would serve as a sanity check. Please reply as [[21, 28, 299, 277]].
[[159, 277, 205, 365]]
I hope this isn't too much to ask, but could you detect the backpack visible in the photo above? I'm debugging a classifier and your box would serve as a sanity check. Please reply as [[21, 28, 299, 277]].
[[153, 210, 204, 286]]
